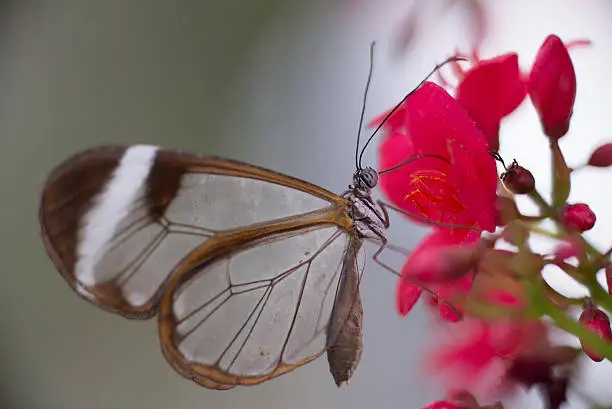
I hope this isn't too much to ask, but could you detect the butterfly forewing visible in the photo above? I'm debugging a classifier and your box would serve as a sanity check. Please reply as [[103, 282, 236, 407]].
[[39, 145, 349, 318], [158, 224, 363, 388]]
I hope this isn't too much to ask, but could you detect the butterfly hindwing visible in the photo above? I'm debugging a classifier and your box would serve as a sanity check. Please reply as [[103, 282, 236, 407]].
[[158, 223, 362, 388]]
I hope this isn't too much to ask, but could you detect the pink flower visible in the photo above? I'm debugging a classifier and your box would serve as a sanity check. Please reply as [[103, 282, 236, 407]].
[[378, 82, 498, 233], [426, 319, 549, 399], [376, 82, 498, 322]]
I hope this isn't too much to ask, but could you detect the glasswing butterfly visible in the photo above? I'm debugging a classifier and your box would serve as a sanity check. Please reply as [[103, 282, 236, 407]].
[[38, 48, 463, 390]]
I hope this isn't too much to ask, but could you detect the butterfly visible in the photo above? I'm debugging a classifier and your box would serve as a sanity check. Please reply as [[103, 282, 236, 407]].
[[38, 51, 463, 390]]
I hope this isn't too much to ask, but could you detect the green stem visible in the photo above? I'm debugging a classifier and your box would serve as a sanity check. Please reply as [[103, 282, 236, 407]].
[[524, 223, 562, 240], [529, 190, 553, 215], [541, 298, 612, 361]]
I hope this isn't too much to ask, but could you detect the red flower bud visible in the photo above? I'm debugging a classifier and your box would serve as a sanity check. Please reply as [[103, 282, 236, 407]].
[[560, 203, 596, 232], [579, 306, 612, 362], [501, 161, 535, 194], [588, 142, 612, 167], [528, 35, 576, 140]]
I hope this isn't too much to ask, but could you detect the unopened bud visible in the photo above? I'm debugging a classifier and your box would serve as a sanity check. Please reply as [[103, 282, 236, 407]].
[[528, 34, 576, 140], [579, 305, 612, 362], [588, 142, 612, 167], [501, 161, 535, 194], [560, 203, 596, 232]]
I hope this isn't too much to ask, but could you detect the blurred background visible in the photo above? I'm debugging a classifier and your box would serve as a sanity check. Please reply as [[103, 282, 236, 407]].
[[1, 1, 612, 408]]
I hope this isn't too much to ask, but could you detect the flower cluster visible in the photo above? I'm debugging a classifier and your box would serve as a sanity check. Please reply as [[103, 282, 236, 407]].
[[375, 34, 612, 409]]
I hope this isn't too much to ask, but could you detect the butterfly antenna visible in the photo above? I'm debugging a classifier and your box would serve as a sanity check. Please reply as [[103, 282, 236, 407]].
[[354, 41, 376, 171], [357, 55, 467, 169]]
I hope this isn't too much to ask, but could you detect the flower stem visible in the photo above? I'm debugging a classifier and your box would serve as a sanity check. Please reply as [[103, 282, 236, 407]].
[[525, 223, 562, 240], [529, 190, 553, 215]]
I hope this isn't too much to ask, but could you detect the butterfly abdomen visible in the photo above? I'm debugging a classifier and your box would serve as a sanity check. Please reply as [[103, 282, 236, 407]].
[[326, 236, 364, 386]]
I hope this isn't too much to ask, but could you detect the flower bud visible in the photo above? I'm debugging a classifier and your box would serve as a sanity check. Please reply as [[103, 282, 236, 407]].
[[501, 161, 535, 194], [588, 142, 612, 167], [560, 203, 596, 232], [579, 306, 612, 362], [528, 35, 576, 140]]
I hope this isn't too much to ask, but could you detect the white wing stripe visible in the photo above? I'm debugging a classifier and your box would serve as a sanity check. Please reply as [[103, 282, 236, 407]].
[[75, 145, 159, 285]]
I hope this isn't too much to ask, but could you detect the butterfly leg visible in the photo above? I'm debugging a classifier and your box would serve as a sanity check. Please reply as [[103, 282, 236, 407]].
[[365, 208, 464, 319]]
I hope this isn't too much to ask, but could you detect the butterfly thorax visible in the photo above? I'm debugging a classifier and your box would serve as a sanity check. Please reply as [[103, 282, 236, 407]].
[[347, 166, 386, 237]]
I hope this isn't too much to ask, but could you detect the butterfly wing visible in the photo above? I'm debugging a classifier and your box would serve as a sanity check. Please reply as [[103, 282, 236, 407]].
[[158, 223, 363, 389], [39, 145, 351, 318]]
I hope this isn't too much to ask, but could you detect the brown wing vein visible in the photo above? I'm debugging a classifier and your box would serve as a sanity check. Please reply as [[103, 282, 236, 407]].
[[177, 291, 232, 343], [223, 286, 274, 372], [114, 229, 169, 286], [279, 230, 346, 360]]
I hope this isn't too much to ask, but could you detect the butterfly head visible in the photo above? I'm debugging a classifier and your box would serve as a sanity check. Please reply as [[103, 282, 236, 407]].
[[354, 167, 378, 190]]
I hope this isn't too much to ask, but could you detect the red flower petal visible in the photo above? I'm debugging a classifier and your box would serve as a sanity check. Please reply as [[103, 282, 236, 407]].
[[456, 53, 526, 151], [368, 105, 409, 132], [396, 281, 422, 316], [404, 83, 481, 157], [398, 229, 478, 319], [379, 132, 467, 227], [448, 139, 497, 232], [378, 83, 497, 231], [528, 35, 577, 140]]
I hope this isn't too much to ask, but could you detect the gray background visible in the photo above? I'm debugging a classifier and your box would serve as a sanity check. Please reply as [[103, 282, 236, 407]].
[[2, 1, 612, 409]]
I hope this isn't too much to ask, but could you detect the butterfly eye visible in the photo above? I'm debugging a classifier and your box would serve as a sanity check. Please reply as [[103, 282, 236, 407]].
[[357, 167, 378, 189]]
